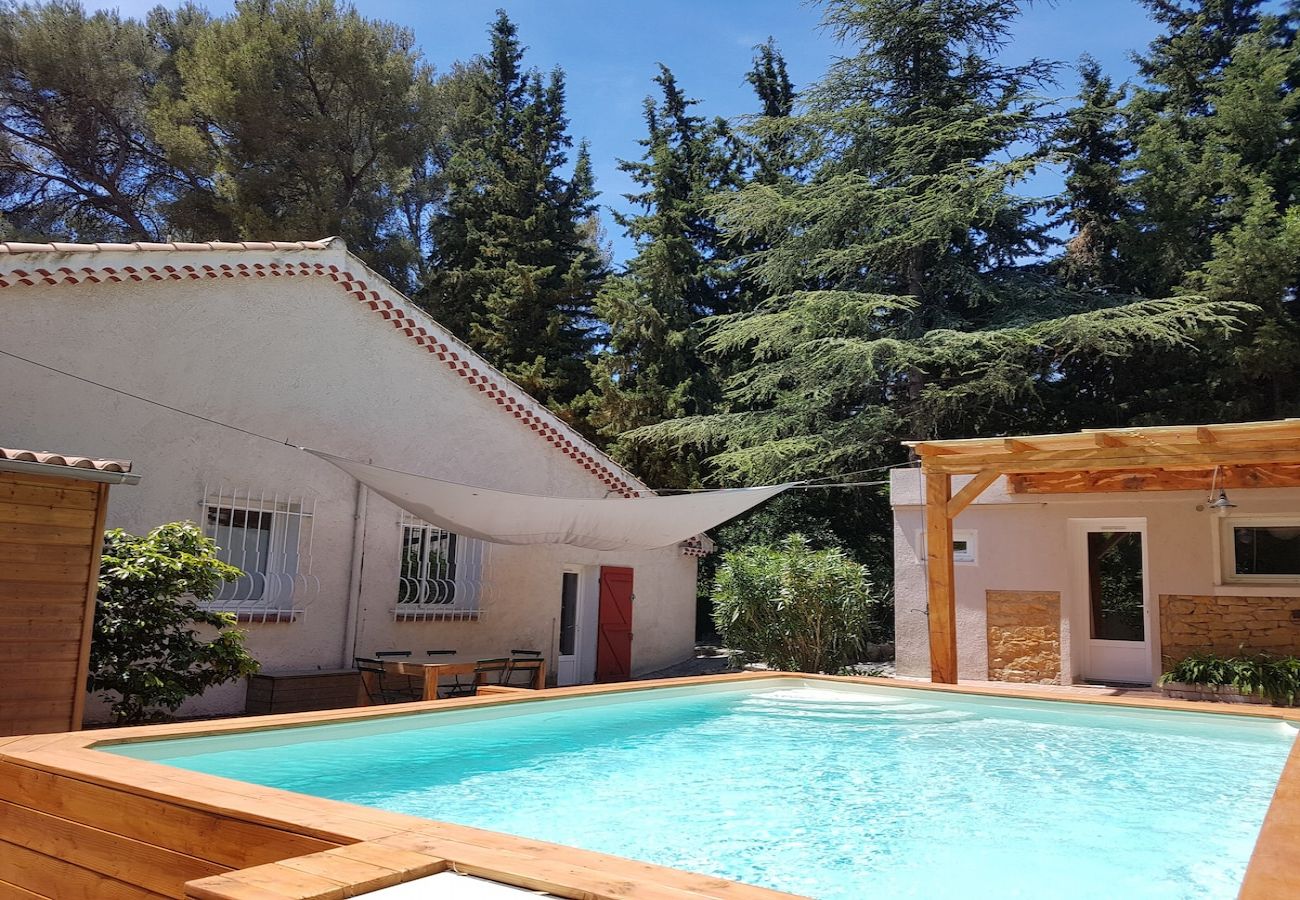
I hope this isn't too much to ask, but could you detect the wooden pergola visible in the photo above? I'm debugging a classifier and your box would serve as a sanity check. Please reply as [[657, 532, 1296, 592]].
[[904, 418, 1300, 684]]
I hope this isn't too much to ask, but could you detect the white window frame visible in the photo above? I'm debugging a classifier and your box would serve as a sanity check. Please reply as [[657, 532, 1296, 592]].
[[201, 486, 316, 623], [952, 530, 978, 564], [394, 515, 486, 621], [915, 528, 978, 565], [1218, 515, 1300, 585]]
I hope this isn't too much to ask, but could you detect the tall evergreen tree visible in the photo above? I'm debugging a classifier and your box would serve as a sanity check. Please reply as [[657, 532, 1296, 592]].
[[745, 38, 798, 185], [1125, 0, 1270, 295], [634, 0, 1245, 493], [1098, 1, 1300, 423], [1050, 57, 1134, 290], [586, 65, 745, 486], [421, 11, 604, 416]]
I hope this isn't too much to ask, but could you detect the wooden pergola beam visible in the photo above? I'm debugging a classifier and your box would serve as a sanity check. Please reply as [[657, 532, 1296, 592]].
[[920, 446, 1300, 476], [946, 469, 1001, 518], [925, 472, 958, 684], [1009, 464, 1300, 494]]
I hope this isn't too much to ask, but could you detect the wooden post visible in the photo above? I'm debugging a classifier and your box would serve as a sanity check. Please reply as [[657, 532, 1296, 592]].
[[925, 471, 958, 684], [70, 482, 111, 732]]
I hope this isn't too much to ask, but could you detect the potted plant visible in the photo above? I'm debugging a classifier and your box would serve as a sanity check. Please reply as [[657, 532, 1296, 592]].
[[1160, 651, 1300, 707]]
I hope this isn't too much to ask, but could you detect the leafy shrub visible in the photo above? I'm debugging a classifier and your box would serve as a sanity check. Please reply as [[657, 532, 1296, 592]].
[[1161, 651, 1300, 706], [89, 522, 261, 724], [711, 535, 874, 673]]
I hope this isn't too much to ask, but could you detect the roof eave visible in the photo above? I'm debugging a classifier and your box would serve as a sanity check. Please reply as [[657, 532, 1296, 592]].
[[0, 456, 141, 485]]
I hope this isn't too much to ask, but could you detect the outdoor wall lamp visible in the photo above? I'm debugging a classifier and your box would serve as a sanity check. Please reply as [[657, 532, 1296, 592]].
[[1208, 465, 1238, 513]]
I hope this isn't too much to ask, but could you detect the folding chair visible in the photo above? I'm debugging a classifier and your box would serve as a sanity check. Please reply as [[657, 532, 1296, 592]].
[[506, 655, 545, 689], [371, 650, 420, 701], [427, 649, 472, 698], [354, 657, 420, 704], [472, 658, 512, 694]]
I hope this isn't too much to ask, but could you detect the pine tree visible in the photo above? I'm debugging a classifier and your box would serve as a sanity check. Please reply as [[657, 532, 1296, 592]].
[[154, 0, 434, 271], [1100, 2, 1300, 423], [421, 11, 604, 416], [745, 38, 798, 185], [1051, 57, 1134, 290], [633, 0, 1246, 489], [1125, 0, 1270, 295], [0, 1, 184, 239], [586, 66, 745, 486]]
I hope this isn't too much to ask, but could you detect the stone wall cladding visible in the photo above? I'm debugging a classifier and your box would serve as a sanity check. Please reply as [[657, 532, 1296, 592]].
[[986, 590, 1061, 684], [1159, 594, 1300, 663]]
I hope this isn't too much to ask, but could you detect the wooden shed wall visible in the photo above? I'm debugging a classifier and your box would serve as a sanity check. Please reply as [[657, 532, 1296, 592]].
[[0, 470, 108, 736]]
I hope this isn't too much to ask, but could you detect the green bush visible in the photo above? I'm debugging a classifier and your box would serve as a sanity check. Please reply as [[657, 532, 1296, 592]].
[[89, 522, 261, 724], [711, 535, 874, 673], [1161, 651, 1300, 706]]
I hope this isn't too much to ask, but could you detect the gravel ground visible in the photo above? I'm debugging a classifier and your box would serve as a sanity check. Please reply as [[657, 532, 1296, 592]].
[[636, 646, 896, 680]]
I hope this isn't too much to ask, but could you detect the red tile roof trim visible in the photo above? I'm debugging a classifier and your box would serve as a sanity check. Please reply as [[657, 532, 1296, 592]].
[[0, 253, 641, 497], [0, 446, 133, 473]]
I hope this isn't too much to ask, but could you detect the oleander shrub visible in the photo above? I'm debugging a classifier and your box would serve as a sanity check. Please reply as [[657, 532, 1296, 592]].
[[1161, 651, 1300, 706], [712, 535, 874, 673]]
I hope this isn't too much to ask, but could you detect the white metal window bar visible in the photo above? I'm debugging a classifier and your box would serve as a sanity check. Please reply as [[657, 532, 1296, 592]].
[[395, 514, 486, 620], [201, 485, 318, 623]]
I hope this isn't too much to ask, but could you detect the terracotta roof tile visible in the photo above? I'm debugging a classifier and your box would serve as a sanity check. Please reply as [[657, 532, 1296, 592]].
[[0, 446, 133, 473], [0, 238, 336, 256]]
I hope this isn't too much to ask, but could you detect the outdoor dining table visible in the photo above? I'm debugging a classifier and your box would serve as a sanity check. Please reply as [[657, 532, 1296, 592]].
[[374, 657, 546, 700]]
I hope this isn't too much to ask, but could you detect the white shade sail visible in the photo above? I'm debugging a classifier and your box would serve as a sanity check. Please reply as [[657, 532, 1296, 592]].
[[306, 449, 791, 552]]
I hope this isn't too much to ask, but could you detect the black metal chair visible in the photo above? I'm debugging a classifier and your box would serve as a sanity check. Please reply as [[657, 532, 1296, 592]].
[[427, 649, 472, 699], [369, 651, 421, 702], [510, 648, 542, 657], [506, 656, 544, 689], [472, 658, 512, 693], [354, 657, 420, 704]]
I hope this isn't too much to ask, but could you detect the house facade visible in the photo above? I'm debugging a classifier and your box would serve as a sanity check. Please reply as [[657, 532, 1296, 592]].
[[0, 239, 700, 718], [892, 424, 1300, 687]]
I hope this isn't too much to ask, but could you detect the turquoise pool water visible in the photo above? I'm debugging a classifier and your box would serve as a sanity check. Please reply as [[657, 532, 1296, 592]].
[[105, 680, 1296, 899]]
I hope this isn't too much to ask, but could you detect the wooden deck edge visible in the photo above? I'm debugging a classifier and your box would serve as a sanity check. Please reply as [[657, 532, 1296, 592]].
[[3, 673, 1298, 898]]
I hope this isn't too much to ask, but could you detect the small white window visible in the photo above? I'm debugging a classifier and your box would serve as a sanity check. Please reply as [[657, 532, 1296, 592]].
[[953, 530, 978, 564], [202, 487, 316, 621], [1220, 516, 1300, 584], [913, 529, 978, 564], [395, 515, 486, 620]]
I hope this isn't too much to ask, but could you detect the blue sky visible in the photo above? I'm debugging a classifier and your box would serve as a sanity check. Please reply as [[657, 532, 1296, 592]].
[[92, 0, 1168, 262]]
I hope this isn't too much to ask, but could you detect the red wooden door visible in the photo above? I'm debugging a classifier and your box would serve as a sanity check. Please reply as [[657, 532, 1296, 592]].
[[595, 566, 634, 683]]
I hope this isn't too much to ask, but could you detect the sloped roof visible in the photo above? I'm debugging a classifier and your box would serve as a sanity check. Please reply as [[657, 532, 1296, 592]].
[[0, 237, 646, 497], [0, 445, 139, 484]]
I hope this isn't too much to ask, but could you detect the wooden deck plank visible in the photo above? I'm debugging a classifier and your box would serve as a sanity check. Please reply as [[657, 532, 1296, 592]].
[[0, 760, 336, 869], [0, 798, 222, 897], [0, 839, 164, 900]]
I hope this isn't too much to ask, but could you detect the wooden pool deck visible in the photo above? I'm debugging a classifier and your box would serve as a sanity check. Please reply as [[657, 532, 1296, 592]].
[[1, 672, 1297, 899]]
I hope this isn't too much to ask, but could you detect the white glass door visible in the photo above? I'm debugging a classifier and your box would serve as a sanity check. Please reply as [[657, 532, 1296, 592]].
[[557, 571, 581, 686], [1071, 520, 1152, 684]]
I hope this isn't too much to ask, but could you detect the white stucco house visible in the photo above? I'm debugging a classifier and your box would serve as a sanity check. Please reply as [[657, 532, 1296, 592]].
[[0, 238, 703, 718], [892, 421, 1300, 688]]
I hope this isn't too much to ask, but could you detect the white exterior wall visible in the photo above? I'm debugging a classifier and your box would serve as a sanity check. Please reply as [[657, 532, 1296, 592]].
[[891, 468, 1300, 683], [0, 247, 697, 717]]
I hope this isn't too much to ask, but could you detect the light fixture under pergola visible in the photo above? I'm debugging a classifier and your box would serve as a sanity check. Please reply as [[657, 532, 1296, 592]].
[[904, 418, 1300, 684]]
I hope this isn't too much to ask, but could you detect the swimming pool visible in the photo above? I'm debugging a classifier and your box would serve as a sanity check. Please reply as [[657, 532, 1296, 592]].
[[106, 679, 1296, 899]]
